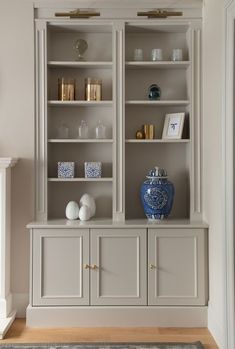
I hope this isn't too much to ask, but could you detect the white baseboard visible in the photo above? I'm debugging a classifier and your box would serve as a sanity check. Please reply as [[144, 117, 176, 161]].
[[208, 303, 225, 349], [12, 293, 28, 318], [27, 305, 208, 328]]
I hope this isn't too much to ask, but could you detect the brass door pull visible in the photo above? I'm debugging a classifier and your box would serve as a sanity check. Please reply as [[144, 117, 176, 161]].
[[90, 264, 98, 270], [84, 264, 89, 269], [149, 264, 156, 270]]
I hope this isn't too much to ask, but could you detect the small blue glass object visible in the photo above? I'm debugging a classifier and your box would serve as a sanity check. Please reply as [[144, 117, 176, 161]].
[[148, 84, 161, 100]]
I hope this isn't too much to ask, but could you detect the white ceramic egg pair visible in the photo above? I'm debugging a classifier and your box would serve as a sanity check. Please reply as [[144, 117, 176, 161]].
[[65, 194, 96, 221]]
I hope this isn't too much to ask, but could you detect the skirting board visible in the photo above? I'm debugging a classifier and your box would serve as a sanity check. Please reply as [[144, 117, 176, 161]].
[[0, 310, 16, 339], [26, 306, 207, 328]]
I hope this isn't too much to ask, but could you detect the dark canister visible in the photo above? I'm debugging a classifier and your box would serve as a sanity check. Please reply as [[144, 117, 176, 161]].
[[140, 166, 174, 220]]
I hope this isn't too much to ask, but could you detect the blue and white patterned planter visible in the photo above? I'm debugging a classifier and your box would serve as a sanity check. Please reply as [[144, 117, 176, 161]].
[[85, 162, 102, 178], [140, 167, 174, 220], [58, 162, 75, 178]]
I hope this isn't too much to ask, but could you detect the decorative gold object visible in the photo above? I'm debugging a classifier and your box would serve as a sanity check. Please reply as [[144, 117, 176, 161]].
[[85, 78, 102, 101], [143, 124, 150, 139], [149, 124, 155, 139], [137, 10, 183, 18], [55, 9, 100, 19], [143, 124, 155, 139], [58, 78, 75, 101], [136, 130, 144, 139]]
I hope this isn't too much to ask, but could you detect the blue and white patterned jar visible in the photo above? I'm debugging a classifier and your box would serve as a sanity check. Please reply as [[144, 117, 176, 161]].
[[140, 167, 174, 220]]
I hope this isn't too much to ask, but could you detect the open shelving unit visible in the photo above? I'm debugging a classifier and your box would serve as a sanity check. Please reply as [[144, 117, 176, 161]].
[[35, 19, 202, 223]]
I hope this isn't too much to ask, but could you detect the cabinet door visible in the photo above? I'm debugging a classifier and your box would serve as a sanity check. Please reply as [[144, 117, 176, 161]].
[[32, 229, 89, 306], [148, 228, 207, 306], [90, 228, 147, 305]]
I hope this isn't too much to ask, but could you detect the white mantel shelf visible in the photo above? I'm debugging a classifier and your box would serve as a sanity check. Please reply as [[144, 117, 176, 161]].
[[0, 158, 18, 168], [0, 158, 18, 339]]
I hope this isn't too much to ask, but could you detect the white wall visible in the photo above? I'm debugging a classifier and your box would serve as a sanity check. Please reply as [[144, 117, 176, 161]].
[[0, 0, 34, 315], [203, 0, 226, 348]]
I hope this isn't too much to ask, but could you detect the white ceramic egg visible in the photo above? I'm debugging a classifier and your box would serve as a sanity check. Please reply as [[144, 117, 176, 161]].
[[79, 193, 96, 217], [78, 205, 91, 221], [65, 201, 79, 220]]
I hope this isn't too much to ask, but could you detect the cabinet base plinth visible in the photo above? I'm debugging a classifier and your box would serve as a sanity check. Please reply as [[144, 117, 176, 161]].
[[26, 306, 207, 328]]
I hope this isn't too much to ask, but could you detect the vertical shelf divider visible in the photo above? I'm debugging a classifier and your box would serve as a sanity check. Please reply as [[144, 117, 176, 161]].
[[35, 20, 48, 221], [190, 25, 202, 221], [113, 21, 125, 221]]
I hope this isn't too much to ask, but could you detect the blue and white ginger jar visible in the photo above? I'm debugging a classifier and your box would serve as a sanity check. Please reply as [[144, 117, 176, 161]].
[[140, 166, 174, 220]]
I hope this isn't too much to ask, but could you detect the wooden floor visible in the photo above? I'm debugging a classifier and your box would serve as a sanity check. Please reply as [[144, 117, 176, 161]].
[[1, 319, 219, 349]]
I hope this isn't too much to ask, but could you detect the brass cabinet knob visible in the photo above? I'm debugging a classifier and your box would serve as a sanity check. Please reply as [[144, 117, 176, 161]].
[[90, 264, 98, 270], [84, 264, 89, 269], [149, 263, 156, 270]]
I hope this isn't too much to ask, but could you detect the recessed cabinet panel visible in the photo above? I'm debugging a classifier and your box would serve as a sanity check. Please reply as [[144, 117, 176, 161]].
[[148, 228, 207, 306], [90, 228, 147, 305], [32, 229, 89, 306]]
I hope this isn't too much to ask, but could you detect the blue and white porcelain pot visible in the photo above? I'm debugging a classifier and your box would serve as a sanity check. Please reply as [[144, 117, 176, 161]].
[[140, 166, 174, 220]]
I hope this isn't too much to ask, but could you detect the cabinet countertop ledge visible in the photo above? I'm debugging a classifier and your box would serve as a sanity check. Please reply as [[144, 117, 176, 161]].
[[27, 218, 209, 229]]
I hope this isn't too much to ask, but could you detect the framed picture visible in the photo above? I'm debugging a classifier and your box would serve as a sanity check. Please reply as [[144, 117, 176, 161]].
[[162, 112, 185, 139]]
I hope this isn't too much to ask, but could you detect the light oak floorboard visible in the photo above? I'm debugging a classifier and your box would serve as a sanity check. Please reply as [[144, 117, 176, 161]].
[[2, 319, 219, 349]]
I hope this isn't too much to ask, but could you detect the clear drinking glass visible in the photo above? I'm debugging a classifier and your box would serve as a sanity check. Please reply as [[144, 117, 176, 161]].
[[172, 49, 183, 61], [151, 48, 163, 61], [134, 48, 143, 61]]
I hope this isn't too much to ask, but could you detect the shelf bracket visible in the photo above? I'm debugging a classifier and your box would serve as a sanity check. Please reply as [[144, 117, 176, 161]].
[[137, 10, 183, 18], [55, 9, 100, 19]]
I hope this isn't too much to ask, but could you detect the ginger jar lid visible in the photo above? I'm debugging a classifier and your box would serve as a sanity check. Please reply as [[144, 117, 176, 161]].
[[146, 166, 168, 179]]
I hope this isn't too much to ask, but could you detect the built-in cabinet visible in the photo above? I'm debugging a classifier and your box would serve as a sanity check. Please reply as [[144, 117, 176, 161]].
[[31, 227, 207, 307], [28, 1, 208, 328]]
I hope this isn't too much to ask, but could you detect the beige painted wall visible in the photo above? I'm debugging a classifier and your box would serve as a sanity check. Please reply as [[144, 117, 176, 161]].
[[0, 0, 34, 299], [202, 0, 225, 347]]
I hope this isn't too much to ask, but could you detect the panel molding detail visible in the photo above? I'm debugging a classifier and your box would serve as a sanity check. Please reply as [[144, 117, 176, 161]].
[[191, 27, 202, 220], [35, 21, 48, 221], [90, 228, 147, 305], [113, 21, 125, 221]]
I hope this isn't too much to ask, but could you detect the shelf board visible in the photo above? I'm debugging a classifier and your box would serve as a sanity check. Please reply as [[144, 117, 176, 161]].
[[48, 178, 113, 182], [126, 139, 190, 143], [125, 100, 189, 106], [48, 101, 113, 107], [48, 139, 113, 143], [48, 61, 113, 69], [125, 61, 190, 69]]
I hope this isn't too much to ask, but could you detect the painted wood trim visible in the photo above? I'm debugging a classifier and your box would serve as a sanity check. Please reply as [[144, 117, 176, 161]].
[[34, 0, 203, 10], [32, 229, 89, 306], [113, 21, 125, 221], [27, 219, 209, 229], [26, 305, 207, 328], [148, 228, 207, 306], [223, 1, 235, 348], [90, 228, 147, 305], [0, 161, 17, 339], [190, 27, 202, 220], [35, 21, 48, 221]]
